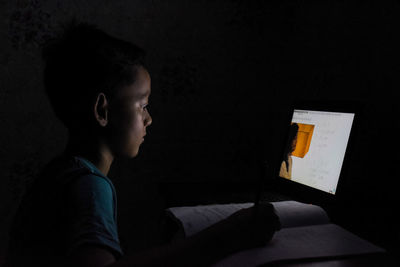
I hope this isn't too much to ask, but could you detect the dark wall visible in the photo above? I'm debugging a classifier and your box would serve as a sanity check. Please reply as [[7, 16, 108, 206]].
[[1, 0, 399, 258]]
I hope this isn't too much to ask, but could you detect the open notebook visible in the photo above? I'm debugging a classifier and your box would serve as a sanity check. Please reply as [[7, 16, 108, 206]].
[[166, 201, 385, 266]]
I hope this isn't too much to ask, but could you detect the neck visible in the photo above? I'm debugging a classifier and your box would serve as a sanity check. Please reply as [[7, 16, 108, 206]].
[[64, 132, 114, 176]]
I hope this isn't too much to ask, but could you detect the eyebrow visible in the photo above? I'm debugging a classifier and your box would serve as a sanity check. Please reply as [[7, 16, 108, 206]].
[[137, 91, 150, 99]]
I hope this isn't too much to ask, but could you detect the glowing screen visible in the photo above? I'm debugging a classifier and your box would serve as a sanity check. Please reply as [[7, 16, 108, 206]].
[[279, 109, 354, 194]]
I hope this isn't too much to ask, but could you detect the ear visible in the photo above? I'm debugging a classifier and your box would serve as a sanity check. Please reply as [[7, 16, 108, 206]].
[[94, 92, 108, 127]]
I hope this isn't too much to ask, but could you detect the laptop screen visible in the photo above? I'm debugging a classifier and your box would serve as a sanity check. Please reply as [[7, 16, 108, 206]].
[[279, 109, 355, 195]]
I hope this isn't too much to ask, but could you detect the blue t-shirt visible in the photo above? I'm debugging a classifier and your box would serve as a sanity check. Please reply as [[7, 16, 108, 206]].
[[6, 155, 123, 267]]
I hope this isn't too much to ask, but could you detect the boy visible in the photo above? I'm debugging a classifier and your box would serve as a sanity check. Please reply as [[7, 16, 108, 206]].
[[6, 22, 280, 267]]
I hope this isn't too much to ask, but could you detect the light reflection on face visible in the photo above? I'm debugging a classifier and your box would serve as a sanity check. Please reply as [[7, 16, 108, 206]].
[[107, 66, 152, 158]]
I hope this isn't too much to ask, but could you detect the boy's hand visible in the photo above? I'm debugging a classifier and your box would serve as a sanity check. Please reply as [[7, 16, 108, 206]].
[[223, 202, 281, 250]]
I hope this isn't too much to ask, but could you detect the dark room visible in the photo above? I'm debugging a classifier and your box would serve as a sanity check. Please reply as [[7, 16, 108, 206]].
[[0, 0, 399, 266]]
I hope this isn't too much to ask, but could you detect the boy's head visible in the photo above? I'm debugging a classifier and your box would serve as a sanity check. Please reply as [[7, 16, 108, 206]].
[[43, 21, 152, 157], [288, 123, 299, 154]]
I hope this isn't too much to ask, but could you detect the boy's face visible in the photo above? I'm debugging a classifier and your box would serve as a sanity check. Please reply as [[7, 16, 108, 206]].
[[107, 66, 152, 158]]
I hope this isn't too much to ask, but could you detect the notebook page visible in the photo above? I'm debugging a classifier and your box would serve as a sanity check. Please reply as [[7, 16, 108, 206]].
[[212, 224, 385, 267]]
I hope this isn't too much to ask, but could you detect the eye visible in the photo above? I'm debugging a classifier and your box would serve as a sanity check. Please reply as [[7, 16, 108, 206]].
[[142, 104, 148, 111]]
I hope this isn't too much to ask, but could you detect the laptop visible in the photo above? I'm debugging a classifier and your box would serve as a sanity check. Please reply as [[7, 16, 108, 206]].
[[260, 100, 361, 208]]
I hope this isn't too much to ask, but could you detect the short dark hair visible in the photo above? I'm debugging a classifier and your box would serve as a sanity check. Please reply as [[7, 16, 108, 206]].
[[283, 122, 299, 171], [42, 21, 146, 130]]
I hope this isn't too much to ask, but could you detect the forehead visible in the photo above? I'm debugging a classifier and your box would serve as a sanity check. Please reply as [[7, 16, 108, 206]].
[[115, 66, 151, 101]]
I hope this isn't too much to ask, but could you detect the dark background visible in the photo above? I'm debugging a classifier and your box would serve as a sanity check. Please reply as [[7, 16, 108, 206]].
[[0, 0, 399, 261]]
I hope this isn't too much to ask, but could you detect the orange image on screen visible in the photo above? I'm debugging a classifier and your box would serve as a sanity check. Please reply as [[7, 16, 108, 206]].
[[292, 123, 314, 158]]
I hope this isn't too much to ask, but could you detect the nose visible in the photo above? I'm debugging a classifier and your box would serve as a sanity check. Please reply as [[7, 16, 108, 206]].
[[145, 110, 152, 127]]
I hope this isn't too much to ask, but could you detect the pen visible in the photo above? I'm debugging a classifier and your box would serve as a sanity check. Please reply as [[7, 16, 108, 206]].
[[254, 160, 268, 218]]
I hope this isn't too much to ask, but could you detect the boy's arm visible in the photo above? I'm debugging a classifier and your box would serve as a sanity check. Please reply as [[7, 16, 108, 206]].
[[64, 246, 116, 267], [66, 203, 280, 267], [66, 219, 232, 267]]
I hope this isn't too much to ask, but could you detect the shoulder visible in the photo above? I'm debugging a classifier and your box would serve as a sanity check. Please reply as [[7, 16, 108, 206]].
[[279, 161, 287, 174], [69, 174, 113, 192], [280, 161, 287, 170], [67, 174, 115, 207], [44, 155, 115, 197], [38, 155, 116, 208]]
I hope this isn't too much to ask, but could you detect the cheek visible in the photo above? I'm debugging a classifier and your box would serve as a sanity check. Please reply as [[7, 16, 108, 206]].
[[126, 119, 143, 140], [124, 119, 145, 157], [124, 113, 146, 144], [108, 112, 143, 154]]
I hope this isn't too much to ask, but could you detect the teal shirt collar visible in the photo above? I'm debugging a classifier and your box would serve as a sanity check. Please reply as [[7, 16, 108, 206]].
[[75, 156, 106, 178]]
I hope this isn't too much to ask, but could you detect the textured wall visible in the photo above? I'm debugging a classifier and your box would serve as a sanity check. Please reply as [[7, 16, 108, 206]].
[[1, 0, 399, 258]]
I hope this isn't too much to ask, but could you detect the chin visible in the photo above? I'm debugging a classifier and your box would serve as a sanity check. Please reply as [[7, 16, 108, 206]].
[[124, 150, 139, 158], [117, 147, 140, 159], [129, 147, 140, 158]]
